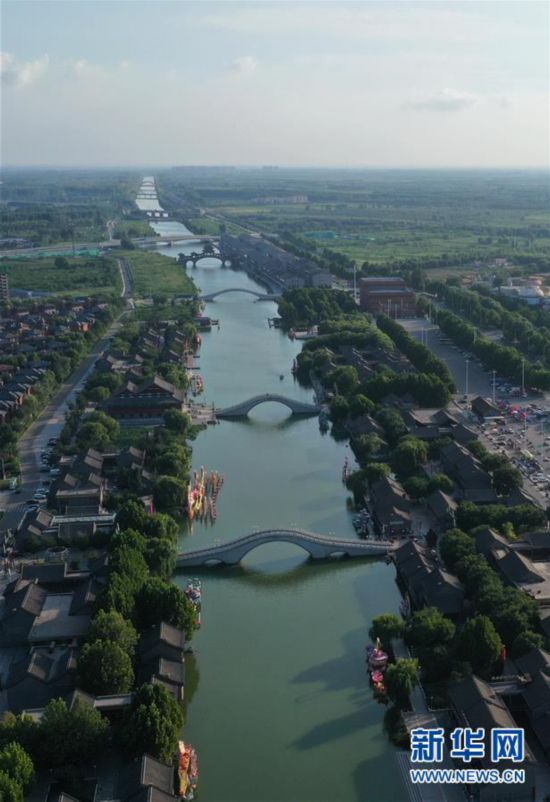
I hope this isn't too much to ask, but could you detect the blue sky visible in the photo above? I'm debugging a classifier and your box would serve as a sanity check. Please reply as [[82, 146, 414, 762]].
[[1, 1, 549, 167]]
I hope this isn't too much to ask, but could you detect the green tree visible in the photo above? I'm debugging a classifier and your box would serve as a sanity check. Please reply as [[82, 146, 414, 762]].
[[99, 572, 136, 620], [153, 475, 187, 512], [40, 698, 109, 767], [458, 615, 502, 676], [0, 771, 22, 802], [492, 465, 523, 495], [120, 683, 184, 762], [0, 743, 34, 789], [77, 422, 112, 451], [511, 631, 544, 657], [79, 640, 134, 695], [348, 394, 375, 419], [406, 607, 455, 651], [136, 577, 197, 637], [385, 659, 419, 708], [146, 537, 177, 581], [369, 614, 404, 647], [364, 462, 391, 485], [439, 529, 475, 571], [163, 409, 191, 435], [87, 610, 138, 657], [391, 437, 428, 477], [117, 500, 147, 532]]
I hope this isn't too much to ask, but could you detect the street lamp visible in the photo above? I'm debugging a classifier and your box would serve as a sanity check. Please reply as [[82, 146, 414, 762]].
[[521, 358, 526, 396], [492, 370, 497, 404], [465, 359, 469, 398]]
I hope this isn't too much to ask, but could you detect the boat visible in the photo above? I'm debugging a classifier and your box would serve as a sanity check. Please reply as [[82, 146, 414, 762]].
[[177, 741, 198, 800], [279, 374, 284, 380]]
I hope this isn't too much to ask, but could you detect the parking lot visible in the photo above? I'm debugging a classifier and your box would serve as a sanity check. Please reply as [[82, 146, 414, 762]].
[[400, 318, 550, 508]]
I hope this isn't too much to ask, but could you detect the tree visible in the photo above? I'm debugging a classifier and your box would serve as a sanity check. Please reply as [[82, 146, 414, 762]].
[[108, 545, 149, 594], [77, 422, 112, 451], [348, 394, 375, 419], [154, 448, 191, 480], [439, 529, 475, 571], [511, 631, 544, 657], [136, 577, 197, 637], [364, 462, 391, 485], [79, 639, 134, 695], [99, 572, 136, 620], [120, 683, 184, 762], [329, 395, 350, 424], [391, 437, 428, 477], [385, 659, 419, 708], [0, 744, 33, 790], [40, 698, 109, 767], [369, 614, 404, 647], [492, 465, 523, 495], [153, 476, 187, 512], [406, 608, 455, 651], [146, 537, 177, 581], [163, 409, 191, 435], [143, 513, 178, 541], [87, 610, 138, 657], [54, 256, 70, 269], [0, 772, 22, 802], [117, 500, 147, 532], [458, 615, 502, 676]]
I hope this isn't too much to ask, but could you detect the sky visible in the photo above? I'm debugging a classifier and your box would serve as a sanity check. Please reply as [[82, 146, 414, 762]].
[[1, 0, 549, 168]]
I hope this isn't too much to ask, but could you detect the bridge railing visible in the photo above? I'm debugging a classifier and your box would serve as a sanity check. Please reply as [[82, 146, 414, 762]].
[[177, 529, 392, 559]]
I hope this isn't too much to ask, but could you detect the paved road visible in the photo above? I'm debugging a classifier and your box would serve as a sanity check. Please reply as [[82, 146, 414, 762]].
[[4, 314, 127, 511], [401, 318, 491, 397]]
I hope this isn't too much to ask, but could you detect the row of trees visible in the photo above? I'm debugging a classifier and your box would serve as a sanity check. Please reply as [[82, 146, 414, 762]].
[[433, 307, 550, 391], [277, 288, 357, 328], [376, 314, 456, 391]]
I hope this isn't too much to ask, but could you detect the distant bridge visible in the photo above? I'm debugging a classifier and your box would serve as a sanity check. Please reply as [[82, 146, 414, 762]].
[[176, 528, 393, 567], [216, 393, 319, 418], [200, 287, 280, 302]]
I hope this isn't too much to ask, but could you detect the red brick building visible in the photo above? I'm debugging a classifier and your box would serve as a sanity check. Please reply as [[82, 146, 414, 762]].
[[359, 277, 416, 317]]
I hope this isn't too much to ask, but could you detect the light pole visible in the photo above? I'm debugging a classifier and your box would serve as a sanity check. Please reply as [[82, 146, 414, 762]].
[[465, 359, 469, 398], [521, 358, 526, 396], [492, 370, 496, 404]]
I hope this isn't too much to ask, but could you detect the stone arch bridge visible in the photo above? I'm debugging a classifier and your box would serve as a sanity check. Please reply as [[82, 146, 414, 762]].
[[200, 287, 280, 302], [216, 393, 319, 418], [176, 528, 392, 568]]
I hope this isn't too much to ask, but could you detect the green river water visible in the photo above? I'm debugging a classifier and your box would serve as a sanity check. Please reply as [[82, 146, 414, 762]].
[[152, 227, 407, 802]]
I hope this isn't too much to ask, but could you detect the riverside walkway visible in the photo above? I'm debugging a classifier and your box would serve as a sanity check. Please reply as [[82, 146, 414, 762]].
[[176, 528, 393, 567]]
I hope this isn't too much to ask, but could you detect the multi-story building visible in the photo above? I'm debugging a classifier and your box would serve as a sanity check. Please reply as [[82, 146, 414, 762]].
[[359, 276, 416, 317], [0, 275, 9, 304]]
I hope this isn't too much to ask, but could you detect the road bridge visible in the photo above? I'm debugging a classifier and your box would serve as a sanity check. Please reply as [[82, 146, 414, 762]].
[[217, 393, 319, 418], [200, 288, 280, 302], [176, 528, 392, 567]]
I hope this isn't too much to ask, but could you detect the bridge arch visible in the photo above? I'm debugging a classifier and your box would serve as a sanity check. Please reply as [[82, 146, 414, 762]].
[[200, 288, 279, 302], [217, 393, 319, 418], [176, 528, 392, 568]]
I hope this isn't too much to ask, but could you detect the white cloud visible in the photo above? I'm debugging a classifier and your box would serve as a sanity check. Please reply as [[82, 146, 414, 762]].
[[408, 88, 479, 112], [228, 55, 257, 74], [1, 52, 49, 88]]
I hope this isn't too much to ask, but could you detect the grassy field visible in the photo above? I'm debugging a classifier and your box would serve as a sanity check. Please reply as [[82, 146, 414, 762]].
[[113, 219, 155, 238], [0, 255, 121, 295], [121, 250, 197, 296], [156, 168, 550, 268]]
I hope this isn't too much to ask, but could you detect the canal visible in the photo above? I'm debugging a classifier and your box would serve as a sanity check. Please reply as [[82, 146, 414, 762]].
[[152, 222, 407, 802]]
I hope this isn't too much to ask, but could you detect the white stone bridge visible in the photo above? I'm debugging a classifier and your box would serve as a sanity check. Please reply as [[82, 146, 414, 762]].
[[216, 393, 319, 418], [176, 528, 393, 568], [200, 287, 280, 302]]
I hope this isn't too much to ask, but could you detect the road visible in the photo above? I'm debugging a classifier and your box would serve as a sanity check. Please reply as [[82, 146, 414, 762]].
[[3, 314, 127, 513], [117, 257, 134, 300]]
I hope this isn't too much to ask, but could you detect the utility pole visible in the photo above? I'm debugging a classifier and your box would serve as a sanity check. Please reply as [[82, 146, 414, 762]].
[[492, 370, 496, 404], [465, 359, 469, 397], [521, 358, 525, 396], [353, 264, 357, 304]]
